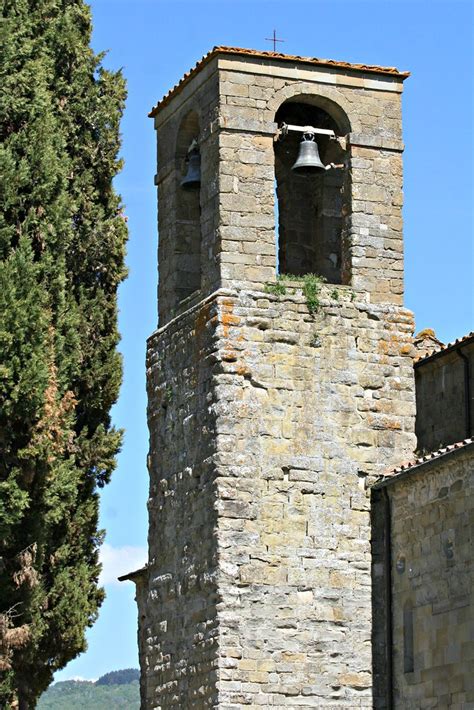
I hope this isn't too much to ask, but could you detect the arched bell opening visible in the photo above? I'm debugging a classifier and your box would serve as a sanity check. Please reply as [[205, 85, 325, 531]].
[[274, 98, 350, 283], [175, 110, 202, 305]]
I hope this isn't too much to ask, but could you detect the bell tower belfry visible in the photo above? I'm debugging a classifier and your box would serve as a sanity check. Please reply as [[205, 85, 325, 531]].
[[139, 47, 416, 708]]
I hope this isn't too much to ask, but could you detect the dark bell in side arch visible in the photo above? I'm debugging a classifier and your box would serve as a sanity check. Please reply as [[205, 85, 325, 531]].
[[181, 148, 201, 189]]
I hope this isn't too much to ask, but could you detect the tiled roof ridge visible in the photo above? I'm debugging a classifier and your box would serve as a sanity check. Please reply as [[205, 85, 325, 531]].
[[149, 46, 410, 118], [381, 438, 473, 482], [414, 331, 474, 365]]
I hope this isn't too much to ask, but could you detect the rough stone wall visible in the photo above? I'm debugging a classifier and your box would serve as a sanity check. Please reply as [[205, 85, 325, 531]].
[[382, 447, 473, 709], [134, 576, 150, 707], [143, 284, 416, 708], [144, 297, 221, 708], [154, 65, 221, 326], [216, 57, 406, 305], [415, 341, 474, 451], [212, 285, 415, 708], [143, 52, 417, 709], [153, 56, 407, 320]]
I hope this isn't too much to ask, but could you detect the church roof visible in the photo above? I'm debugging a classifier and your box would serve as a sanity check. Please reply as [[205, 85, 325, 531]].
[[414, 331, 474, 366], [149, 46, 410, 117], [373, 438, 474, 488]]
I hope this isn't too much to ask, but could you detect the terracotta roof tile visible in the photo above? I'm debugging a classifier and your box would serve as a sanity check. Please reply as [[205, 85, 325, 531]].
[[373, 438, 473, 488], [414, 331, 474, 365], [149, 46, 410, 117]]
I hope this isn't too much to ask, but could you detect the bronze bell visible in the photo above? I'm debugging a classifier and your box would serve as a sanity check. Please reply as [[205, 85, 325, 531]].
[[291, 133, 326, 174], [181, 147, 201, 189]]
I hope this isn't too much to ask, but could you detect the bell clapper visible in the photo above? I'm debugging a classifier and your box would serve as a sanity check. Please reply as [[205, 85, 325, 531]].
[[324, 162, 346, 171]]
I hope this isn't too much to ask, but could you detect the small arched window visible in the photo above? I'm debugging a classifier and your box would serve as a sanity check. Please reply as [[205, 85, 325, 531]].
[[274, 98, 349, 284], [175, 111, 202, 304]]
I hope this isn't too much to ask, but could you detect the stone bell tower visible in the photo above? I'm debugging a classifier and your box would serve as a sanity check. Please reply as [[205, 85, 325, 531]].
[[138, 47, 416, 708]]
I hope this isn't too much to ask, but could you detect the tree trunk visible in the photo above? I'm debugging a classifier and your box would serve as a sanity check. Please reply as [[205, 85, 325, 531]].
[[18, 685, 31, 710]]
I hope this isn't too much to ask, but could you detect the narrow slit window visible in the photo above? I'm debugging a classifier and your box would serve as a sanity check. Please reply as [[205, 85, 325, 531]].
[[403, 606, 414, 673], [274, 178, 280, 275]]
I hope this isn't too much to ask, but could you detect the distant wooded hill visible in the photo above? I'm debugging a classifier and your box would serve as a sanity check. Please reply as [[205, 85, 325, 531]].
[[37, 669, 140, 709]]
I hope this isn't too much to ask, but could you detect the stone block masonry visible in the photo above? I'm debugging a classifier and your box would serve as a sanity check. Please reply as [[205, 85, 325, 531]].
[[415, 336, 474, 451], [145, 296, 221, 707], [153, 49, 409, 328], [144, 283, 416, 708], [372, 443, 474, 709], [139, 48, 417, 708]]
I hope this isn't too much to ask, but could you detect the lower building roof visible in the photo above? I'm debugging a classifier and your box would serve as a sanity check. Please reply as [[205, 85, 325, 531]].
[[373, 438, 473, 489]]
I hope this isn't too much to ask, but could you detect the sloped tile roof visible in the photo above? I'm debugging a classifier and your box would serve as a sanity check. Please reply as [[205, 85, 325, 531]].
[[414, 331, 474, 366], [149, 46, 410, 117], [373, 438, 474, 488]]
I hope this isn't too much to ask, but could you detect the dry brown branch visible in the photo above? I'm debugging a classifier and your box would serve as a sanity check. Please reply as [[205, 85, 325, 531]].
[[12, 544, 38, 589], [0, 604, 30, 672]]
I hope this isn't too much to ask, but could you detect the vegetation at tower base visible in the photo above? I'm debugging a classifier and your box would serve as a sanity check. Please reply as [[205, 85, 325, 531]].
[[0, 0, 127, 706]]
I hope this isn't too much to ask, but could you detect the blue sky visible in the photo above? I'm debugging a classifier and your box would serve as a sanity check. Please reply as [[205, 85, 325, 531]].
[[55, 0, 473, 681]]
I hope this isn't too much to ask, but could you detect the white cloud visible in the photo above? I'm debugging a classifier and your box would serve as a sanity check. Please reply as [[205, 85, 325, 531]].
[[99, 543, 147, 586]]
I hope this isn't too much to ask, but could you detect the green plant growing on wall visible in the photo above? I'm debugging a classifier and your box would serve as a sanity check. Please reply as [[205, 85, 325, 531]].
[[264, 273, 326, 314], [264, 280, 287, 296], [302, 274, 326, 315], [264, 273, 298, 296]]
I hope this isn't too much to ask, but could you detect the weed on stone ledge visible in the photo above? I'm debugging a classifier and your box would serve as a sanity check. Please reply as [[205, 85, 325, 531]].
[[264, 273, 326, 315], [301, 274, 326, 315], [264, 280, 287, 296]]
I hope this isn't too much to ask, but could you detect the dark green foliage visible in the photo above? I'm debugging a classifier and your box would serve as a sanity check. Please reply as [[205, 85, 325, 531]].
[[264, 280, 287, 296], [37, 678, 140, 709], [301, 273, 326, 315], [0, 0, 127, 706], [96, 668, 139, 686]]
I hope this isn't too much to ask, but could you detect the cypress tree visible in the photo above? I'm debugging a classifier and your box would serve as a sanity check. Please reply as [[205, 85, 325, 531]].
[[0, 1, 127, 706]]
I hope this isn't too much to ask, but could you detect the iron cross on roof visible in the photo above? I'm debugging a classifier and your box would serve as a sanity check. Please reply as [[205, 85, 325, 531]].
[[265, 29, 285, 52]]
